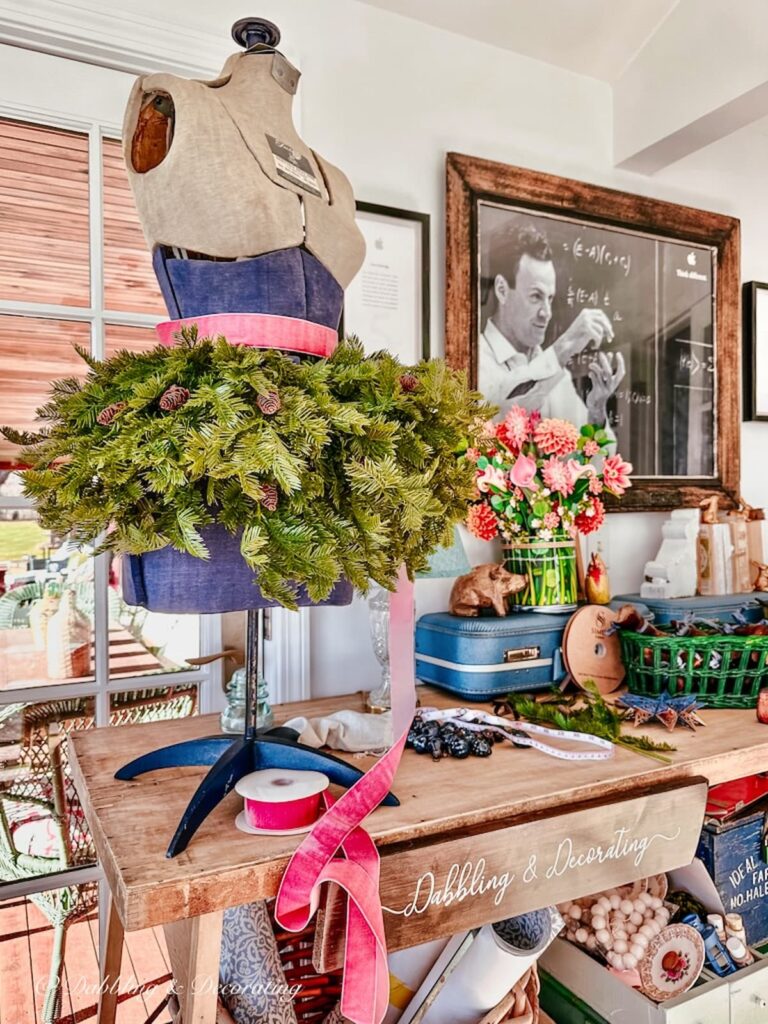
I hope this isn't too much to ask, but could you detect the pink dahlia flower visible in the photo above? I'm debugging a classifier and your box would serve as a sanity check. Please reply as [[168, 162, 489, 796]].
[[502, 405, 532, 451], [542, 457, 575, 497], [534, 418, 579, 457], [603, 454, 633, 497], [583, 440, 600, 457]]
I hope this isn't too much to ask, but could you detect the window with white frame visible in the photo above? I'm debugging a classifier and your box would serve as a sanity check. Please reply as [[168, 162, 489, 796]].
[[0, 114, 222, 896]]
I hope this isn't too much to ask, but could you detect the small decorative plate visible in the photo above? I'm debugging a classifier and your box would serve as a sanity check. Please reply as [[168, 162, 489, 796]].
[[638, 924, 705, 1001]]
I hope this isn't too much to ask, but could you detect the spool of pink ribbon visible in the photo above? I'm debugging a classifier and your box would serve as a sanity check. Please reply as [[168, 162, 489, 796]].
[[235, 768, 329, 835]]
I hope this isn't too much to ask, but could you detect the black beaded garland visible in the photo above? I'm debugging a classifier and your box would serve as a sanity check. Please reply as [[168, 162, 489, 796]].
[[470, 737, 493, 757], [406, 714, 504, 761]]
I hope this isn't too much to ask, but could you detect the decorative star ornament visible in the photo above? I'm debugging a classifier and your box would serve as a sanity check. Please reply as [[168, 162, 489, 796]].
[[616, 693, 706, 732]]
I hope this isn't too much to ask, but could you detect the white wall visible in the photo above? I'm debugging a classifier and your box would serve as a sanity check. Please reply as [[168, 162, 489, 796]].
[[6, 0, 765, 695]]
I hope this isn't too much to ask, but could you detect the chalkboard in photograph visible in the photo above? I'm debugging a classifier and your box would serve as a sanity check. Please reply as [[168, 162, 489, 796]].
[[446, 154, 740, 512], [476, 202, 715, 478]]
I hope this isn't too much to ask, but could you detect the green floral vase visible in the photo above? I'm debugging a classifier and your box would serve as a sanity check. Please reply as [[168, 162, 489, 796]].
[[503, 538, 578, 613]]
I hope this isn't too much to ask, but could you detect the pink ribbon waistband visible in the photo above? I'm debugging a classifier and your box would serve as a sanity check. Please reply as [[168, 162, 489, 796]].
[[155, 313, 338, 357], [275, 566, 416, 1024]]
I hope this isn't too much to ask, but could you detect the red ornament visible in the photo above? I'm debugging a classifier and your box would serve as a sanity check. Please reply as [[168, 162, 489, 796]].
[[96, 401, 127, 426], [256, 391, 281, 415], [260, 483, 279, 511], [467, 503, 498, 541], [159, 385, 190, 411], [399, 373, 419, 393]]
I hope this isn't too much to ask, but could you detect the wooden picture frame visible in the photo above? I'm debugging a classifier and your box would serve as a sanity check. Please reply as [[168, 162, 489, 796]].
[[344, 202, 430, 361], [445, 152, 741, 513], [743, 281, 768, 421]]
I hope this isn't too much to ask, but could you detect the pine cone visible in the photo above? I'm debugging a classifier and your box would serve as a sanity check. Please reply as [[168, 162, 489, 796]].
[[260, 484, 279, 511], [159, 385, 190, 412], [256, 391, 281, 415], [96, 401, 127, 426], [399, 373, 419, 393]]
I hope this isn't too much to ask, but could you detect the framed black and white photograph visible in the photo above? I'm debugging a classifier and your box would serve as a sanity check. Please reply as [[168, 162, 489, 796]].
[[743, 281, 768, 421], [445, 153, 741, 512], [344, 202, 430, 361]]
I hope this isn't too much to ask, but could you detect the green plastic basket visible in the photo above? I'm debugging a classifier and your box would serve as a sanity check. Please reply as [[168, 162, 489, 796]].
[[618, 630, 768, 709]]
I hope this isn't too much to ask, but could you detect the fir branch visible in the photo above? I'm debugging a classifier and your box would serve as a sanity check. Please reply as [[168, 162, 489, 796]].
[[503, 683, 676, 763]]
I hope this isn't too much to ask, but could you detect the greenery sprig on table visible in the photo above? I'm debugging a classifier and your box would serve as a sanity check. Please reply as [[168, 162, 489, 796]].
[[2, 331, 492, 608], [498, 683, 676, 763]]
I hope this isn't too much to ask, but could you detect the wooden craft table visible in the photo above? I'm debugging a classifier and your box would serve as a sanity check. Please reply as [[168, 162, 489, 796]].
[[69, 687, 768, 1024]]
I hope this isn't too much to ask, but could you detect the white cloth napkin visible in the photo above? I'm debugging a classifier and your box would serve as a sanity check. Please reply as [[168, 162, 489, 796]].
[[284, 709, 393, 752]]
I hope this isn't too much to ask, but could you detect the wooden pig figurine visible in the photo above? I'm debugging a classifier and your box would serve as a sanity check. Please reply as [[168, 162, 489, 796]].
[[449, 563, 526, 617]]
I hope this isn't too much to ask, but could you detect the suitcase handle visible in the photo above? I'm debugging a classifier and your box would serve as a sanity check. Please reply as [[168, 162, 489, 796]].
[[504, 646, 541, 663]]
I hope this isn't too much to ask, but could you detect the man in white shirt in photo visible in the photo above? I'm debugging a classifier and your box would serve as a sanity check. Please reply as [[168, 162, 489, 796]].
[[479, 223, 625, 427]]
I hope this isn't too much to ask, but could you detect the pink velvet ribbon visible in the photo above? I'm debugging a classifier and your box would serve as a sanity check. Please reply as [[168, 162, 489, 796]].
[[274, 566, 416, 1024], [155, 312, 338, 357]]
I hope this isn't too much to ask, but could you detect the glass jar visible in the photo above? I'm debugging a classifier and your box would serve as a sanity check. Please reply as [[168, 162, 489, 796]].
[[367, 583, 391, 712], [220, 667, 274, 734], [504, 538, 578, 612]]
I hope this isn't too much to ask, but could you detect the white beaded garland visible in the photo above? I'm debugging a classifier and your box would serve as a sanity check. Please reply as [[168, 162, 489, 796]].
[[563, 882, 670, 978]]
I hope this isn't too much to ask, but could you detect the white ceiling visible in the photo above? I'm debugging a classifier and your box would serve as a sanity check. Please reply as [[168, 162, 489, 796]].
[[355, 0, 680, 82]]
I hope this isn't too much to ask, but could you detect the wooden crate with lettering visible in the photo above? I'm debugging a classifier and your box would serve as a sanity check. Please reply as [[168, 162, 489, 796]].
[[696, 808, 768, 946]]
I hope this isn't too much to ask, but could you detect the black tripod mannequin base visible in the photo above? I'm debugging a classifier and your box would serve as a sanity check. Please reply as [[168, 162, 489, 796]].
[[116, 731, 399, 857]]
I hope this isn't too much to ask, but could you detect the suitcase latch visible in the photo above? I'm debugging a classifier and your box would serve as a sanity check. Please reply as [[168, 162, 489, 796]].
[[504, 646, 540, 663]]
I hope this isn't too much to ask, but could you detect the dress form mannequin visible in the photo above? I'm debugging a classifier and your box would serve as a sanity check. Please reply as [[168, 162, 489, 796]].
[[115, 20, 395, 858]]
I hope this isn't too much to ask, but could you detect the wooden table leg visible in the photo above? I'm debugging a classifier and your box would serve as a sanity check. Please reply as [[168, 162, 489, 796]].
[[164, 910, 224, 1024], [97, 896, 124, 1024]]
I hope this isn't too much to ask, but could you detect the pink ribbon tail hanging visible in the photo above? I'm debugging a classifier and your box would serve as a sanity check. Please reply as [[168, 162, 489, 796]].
[[274, 565, 416, 1024]]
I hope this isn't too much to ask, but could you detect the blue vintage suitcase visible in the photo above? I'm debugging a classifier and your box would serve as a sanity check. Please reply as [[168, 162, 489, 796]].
[[414, 611, 569, 700], [614, 592, 763, 626]]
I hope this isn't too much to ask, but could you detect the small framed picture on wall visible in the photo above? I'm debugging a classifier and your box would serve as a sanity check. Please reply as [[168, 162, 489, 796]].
[[344, 202, 430, 361], [743, 281, 768, 420]]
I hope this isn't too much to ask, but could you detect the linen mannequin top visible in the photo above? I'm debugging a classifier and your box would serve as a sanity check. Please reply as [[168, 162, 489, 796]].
[[123, 49, 365, 289]]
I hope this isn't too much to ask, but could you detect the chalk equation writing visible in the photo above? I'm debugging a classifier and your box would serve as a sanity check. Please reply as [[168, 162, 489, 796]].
[[677, 350, 714, 377], [563, 239, 632, 277], [566, 286, 612, 309], [614, 388, 652, 406], [383, 826, 681, 918]]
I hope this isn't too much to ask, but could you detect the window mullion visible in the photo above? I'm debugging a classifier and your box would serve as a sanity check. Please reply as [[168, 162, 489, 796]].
[[88, 123, 111, 725]]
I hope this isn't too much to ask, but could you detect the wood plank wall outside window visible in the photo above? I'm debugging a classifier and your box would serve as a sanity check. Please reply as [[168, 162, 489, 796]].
[[0, 120, 163, 465]]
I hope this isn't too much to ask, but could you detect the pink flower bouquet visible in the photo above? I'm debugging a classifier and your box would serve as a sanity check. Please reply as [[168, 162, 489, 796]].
[[465, 407, 633, 609]]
